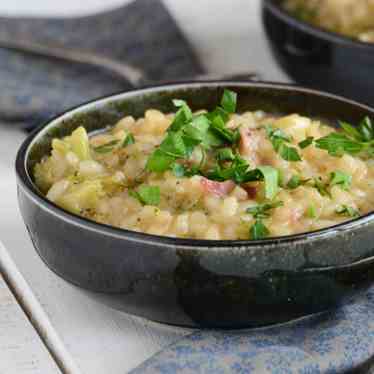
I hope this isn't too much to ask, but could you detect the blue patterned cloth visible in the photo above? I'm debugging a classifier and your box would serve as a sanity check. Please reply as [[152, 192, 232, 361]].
[[131, 288, 374, 373], [0, 0, 202, 129]]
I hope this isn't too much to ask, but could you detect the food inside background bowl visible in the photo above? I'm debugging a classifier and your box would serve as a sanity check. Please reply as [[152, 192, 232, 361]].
[[283, 0, 374, 43], [33, 90, 374, 241]]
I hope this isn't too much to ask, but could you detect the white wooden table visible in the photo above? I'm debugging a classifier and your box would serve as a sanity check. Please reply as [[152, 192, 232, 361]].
[[0, 1, 288, 372]]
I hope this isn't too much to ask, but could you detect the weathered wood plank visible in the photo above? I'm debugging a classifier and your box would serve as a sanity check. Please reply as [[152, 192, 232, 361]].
[[0, 1, 289, 373], [0, 274, 60, 374]]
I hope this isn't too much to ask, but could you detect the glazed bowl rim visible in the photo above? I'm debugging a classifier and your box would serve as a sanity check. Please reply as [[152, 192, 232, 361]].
[[15, 80, 374, 249], [263, 0, 374, 50]]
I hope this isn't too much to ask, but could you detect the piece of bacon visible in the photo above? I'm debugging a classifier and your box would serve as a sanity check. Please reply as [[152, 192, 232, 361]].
[[239, 127, 261, 166], [242, 185, 257, 199], [200, 178, 235, 197]]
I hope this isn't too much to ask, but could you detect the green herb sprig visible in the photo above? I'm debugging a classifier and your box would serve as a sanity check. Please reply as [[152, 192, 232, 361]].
[[265, 125, 302, 161], [146, 90, 239, 173], [247, 200, 283, 240], [129, 185, 160, 206], [315, 117, 374, 157], [93, 140, 120, 154], [336, 205, 360, 218]]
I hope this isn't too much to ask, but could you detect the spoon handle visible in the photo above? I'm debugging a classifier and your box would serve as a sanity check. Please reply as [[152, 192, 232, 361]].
[[0, 38, 146, 86], [0, 38, 260, 86], [0, 38, 260, 129]]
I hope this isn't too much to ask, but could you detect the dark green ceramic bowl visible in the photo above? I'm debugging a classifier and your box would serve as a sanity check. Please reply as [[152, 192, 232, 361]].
[[16, 82, 374, 328]]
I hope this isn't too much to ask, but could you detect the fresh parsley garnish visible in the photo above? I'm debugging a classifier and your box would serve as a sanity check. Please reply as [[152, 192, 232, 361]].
[[286, 175, 310, 189], [313, 177, 331, 197], [315, 133, 364, 156], [336, 205, 360, 218], [329, 170, 352, 191], [257, 166, 280, 200], [298, 136, 314, 149], [246, 200, 284, 219], [249, 220, 270, 240], [265, 125, 302, 161], [216, 148, 235, 162], [171, 163, 201, 178], [207, 154, 252, 183], [306, 204, 317, 219], [171, 163, 186, 177], [207, 155, 279, 199], [315, 117, 374, 157], [209, 115, 240, 144], [221, 89, 237, 113], [146, 90, 239, 173], [129, 185, 160, 206], [122, 133, 135, 147], [93, 140, 120, 153]]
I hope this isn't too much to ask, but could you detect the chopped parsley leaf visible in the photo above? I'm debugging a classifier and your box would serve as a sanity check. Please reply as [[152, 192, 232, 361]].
[[129, 185, 160, 206], [265, 125, 302, 161], [246, 200, 284, 219], [93, 140, 120, 153], [336, 205, 360, 218], [329, 170, 352, 191], [249, 220, 270, 240], [122, 133, 135, 147], [298, 136, 314, 149]]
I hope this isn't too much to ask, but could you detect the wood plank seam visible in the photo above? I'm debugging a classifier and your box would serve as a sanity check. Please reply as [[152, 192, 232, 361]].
[[0, 242, 82, 374]]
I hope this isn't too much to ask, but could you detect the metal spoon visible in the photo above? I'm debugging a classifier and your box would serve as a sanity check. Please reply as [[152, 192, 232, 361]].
[[0, 38, 259, 86], [0, 38, 259, 129]]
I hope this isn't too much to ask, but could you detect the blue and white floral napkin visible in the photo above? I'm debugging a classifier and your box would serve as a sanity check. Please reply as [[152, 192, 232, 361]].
[[131, 288, 374, 373], [0, 0, 202, 128]]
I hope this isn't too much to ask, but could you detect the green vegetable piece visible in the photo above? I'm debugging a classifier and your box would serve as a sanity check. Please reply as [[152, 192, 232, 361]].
[[216, 148, 235, 161], [221, 89, 237, 113], [171, 163, 186, 177], [70, 126, 91, 160], [306, 205, 317, 219], [330, 170, 352, 191], [93, 140, 120, 154], [183, 115, 210, 143], [257, 166, 279, 200], [168, 99, 193, 132], [279, 144, 302, 161], [130, 185, 160, 206], [210, 115, 237, 143], [52, 139, 70, 154], [159, 132, 187, 158], [249, 220, 270, 240], [202, 129, 224, 148], [358, 117, 374, 142], [298, 136, 314, 149], [313, 177, 330, 197], [58, 180, 102, 214], [286, 175, 310, 190], [266, 125, 301, 162], [287, 175, 301, 189], [207, 106, 230, 124], [246, 201, 283, 219], [122, 133, 135, 147], [207, 154, 252, 183], [315, 133, 364, 156], [146, 149, 175, 172], [336, 205, 360, 218], [340, 121, 363, 141]]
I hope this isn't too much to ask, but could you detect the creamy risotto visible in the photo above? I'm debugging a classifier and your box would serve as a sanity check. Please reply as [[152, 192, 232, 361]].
[[34, 90, 374, 240], [283, 0, 374, 43]]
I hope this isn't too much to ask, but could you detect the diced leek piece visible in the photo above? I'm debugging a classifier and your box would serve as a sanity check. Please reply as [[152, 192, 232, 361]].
[[57, 180, 102, 214], [34, 160, 55, 193], [69, 127, 91, 161], [100, 175, 126, 194], [52, 139, 71, 154]]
